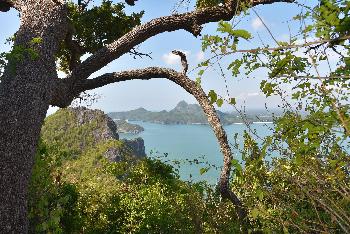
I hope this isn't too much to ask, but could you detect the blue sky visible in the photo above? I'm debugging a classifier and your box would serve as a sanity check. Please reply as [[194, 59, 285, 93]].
[[0, 0, 319, 114]]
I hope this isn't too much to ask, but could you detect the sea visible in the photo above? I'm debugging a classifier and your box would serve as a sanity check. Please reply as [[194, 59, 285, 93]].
[[120, 121, 274, 184]]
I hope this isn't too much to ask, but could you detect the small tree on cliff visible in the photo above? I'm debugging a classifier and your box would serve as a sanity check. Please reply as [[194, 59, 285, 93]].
[[0, 0, 292, 232]]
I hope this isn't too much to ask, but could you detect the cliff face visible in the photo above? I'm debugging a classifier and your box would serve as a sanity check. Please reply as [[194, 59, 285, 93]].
[[121, 138, 145, 157], [41, 107, 145, 161]]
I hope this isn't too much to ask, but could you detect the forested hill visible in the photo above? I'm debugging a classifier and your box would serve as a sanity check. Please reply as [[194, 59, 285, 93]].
[[108, 101, 273, 125], [41, 107, 146, 159]]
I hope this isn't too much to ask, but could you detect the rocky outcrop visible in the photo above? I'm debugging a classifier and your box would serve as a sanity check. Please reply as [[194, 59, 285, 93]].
[[42, 107, 146, 161], [70, 107, 119, 141], [122, 138, 146, 157]]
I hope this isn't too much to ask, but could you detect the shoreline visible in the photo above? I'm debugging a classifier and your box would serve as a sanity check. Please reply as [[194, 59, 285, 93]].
[[126, 120, 274, 126]]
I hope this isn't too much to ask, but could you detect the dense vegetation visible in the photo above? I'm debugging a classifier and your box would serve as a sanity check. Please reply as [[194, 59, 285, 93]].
[[196, 0, 350, 232], [25, 0, 350, 233], [30, 107, 350, 233], [30, 108, 241, 233]]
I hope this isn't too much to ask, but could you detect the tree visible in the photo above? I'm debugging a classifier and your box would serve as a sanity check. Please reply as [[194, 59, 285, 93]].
[[0, 0, 293, 232], [197, 0, 350, 232]]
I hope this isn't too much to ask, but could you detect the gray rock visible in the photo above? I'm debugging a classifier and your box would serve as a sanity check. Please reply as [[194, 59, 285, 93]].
[[122, 137, 146, 158], [65, 107, 145, 161]]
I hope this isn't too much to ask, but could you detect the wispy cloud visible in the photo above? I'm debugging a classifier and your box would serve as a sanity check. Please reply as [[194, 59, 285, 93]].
[[196, 51, 205, 62], [162, 50, 190, 65], [237, 92, 263, 100], [251, 17, 264, 30]]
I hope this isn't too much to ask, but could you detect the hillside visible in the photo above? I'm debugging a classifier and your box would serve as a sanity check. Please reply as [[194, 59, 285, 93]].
[[31, 108, 238, 233], [41, 107, 146, 159], [108, 101, 273, 125]]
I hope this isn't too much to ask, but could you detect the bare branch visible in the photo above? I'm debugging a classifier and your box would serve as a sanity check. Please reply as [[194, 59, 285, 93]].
[[216, 35, 350, 56], [68, 0, 293, 81], [129, 48, 153, 60]]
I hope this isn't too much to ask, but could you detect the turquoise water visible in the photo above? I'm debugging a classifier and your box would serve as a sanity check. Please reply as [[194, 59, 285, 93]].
[[120, 121, 274, 184]]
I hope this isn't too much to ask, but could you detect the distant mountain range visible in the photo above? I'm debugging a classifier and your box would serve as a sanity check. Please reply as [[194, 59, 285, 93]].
[[108, 101, 274, 125]]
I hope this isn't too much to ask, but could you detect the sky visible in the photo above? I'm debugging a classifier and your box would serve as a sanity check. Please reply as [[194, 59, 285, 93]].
[[0, 0, 320, 114]]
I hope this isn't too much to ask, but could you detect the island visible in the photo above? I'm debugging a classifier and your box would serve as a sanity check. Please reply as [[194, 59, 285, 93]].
[[108, 101, 274, 125], [114, 119, 144, 134]]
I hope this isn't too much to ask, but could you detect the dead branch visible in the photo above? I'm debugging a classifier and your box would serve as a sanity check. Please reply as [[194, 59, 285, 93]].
[[172, 50, 188, 74]]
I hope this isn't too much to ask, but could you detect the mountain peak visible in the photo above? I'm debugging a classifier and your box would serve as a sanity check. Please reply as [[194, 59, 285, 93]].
[[175, 100, 189, 109]]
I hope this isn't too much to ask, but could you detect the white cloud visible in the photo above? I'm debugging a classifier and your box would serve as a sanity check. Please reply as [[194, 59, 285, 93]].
[[237, 92, 263, 100], [196, 51, 205, 62], [251, 17, 264, 30], [162, 50, 190, 65], [247, 92, 260, 97]]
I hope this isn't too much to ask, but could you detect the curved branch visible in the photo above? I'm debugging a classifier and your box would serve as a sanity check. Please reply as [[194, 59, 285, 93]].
[[68, 0, 293, 81], [172, 50, 188, 74], [69, 67, 248, 224]]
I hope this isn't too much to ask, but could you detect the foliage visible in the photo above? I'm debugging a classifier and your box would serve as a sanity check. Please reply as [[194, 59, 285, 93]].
[[0, 37, 42, 77], [196, 0, 350, 232], [26, 0, 350, 233], [29, 108, 242, 233], [57, 0, 143, 72], [196, 0, 223, 9], [28, 141, 80, 233], [41, 108, 121, 157], [29, 141, 241, 233], [230, 118, 350, 233]]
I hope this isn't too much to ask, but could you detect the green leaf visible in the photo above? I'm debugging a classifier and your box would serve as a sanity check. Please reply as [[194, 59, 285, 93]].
[[208, 90, 217, 104], [255, 188, 264, 201], [199, 167, 209, 175], [229, 97, 236, 105], [251, 208, 260, 219], [217, 21, 251, 40], [30, 37, 43, 44], [216, 98, 223, 107], [231, 159, 242, 174], [230, 29, 252, 40]]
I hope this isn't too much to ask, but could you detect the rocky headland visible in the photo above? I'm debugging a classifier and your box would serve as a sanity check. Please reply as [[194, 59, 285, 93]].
[[41, 107, 146, 162]]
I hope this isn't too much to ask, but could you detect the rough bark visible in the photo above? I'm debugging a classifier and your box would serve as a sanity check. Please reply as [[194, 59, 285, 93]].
[[0, 1, 68, 232]]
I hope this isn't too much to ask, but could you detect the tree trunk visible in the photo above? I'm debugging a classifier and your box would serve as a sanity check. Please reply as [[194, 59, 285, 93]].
[[0, 2, 68, 232]]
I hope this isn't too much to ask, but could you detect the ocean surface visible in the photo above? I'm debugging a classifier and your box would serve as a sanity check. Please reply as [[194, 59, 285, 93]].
[[120, 121, 274, 184]]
